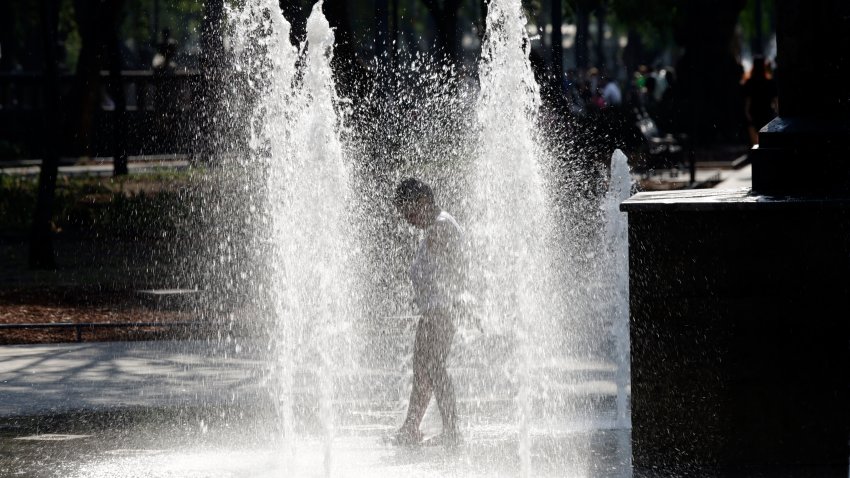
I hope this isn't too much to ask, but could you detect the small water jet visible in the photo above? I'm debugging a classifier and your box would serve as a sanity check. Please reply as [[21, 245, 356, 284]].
[[604, 150, 632, 430]]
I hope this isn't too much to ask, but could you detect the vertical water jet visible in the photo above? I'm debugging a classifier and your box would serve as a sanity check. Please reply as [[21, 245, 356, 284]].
[[604, 149, 631, 429], [472, 0, 564, 476], [227, 2, 352, 476]]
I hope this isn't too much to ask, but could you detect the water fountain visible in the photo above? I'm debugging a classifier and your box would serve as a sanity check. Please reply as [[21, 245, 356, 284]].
[[5, 1, 632, 476], [221, 2, 633, 474], [603, 150, 631, 430], [260, 4, 353, 476], [471, 1, 563, 476]]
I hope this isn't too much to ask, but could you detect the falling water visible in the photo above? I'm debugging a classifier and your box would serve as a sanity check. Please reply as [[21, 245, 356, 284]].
[[472, 1, 563, 477], [226, 0, 300, 464], [604, 149, 632, 429], [229, 1, 352, 476], [10, 0, 644, 475], [199, 0, 624, 476]]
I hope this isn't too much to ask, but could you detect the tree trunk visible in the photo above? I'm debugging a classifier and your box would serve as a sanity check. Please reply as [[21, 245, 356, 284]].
[[551, 0, 564, 77], [751, 0, 764, 55], [390, 0, 399, 63], [621, 28, 643, 76], [152, 0, 160, 53], [435, 13, 458, 60], [198, 0, 224, 162], [0, 1, 16, 71], [107, 0, 128, 176], [70, 0, 104, 157], [421, 0, 462, 62], [324, 0, 366, 98], [375, 0, 389, 58], [594, 3, 605, 71], [30, 0, 61, 269], [574, 5, 590, 69], [674, 0, 747, 145]]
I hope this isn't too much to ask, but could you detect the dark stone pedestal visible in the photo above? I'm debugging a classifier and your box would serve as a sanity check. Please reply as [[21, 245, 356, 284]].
[[751, 117, 850, 196], [623, 189, 850, 476]]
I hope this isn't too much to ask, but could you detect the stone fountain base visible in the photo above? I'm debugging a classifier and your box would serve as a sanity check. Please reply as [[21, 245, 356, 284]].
[[623, 188, 850, 476]]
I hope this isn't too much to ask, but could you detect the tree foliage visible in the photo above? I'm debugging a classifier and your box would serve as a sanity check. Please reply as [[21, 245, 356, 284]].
[[738, 0, 774, 52], [1, 0, 205, 72]]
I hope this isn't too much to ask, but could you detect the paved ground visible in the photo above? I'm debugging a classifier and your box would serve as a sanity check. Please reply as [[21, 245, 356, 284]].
[[0, 341, 269, 417], [0, 339, 625, 417], [714, 163, 753, 189], [0, 340, 632, 478]]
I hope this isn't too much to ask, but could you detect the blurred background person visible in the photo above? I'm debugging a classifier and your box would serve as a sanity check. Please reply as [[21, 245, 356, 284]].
[[743, 54, 778, 145]]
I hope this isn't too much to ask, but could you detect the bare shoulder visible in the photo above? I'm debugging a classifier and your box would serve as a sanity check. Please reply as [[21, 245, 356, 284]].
[[428, 212, 463, 247]]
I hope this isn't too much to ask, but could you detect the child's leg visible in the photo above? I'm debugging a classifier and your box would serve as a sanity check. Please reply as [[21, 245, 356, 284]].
[[426, 314, 458, 438], [398, 318, 435, 440]]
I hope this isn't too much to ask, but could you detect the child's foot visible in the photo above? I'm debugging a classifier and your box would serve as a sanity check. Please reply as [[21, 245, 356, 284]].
[[422, 431, 462, 449], [386, 426, 422, 446]]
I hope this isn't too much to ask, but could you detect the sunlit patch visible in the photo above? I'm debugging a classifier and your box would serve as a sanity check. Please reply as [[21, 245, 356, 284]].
[[15, 434, 90, 441], [103, 449, 167, 456]]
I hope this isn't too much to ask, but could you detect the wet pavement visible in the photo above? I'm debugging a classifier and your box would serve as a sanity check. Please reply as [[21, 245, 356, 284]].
[[0, 340, 632, 477]]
